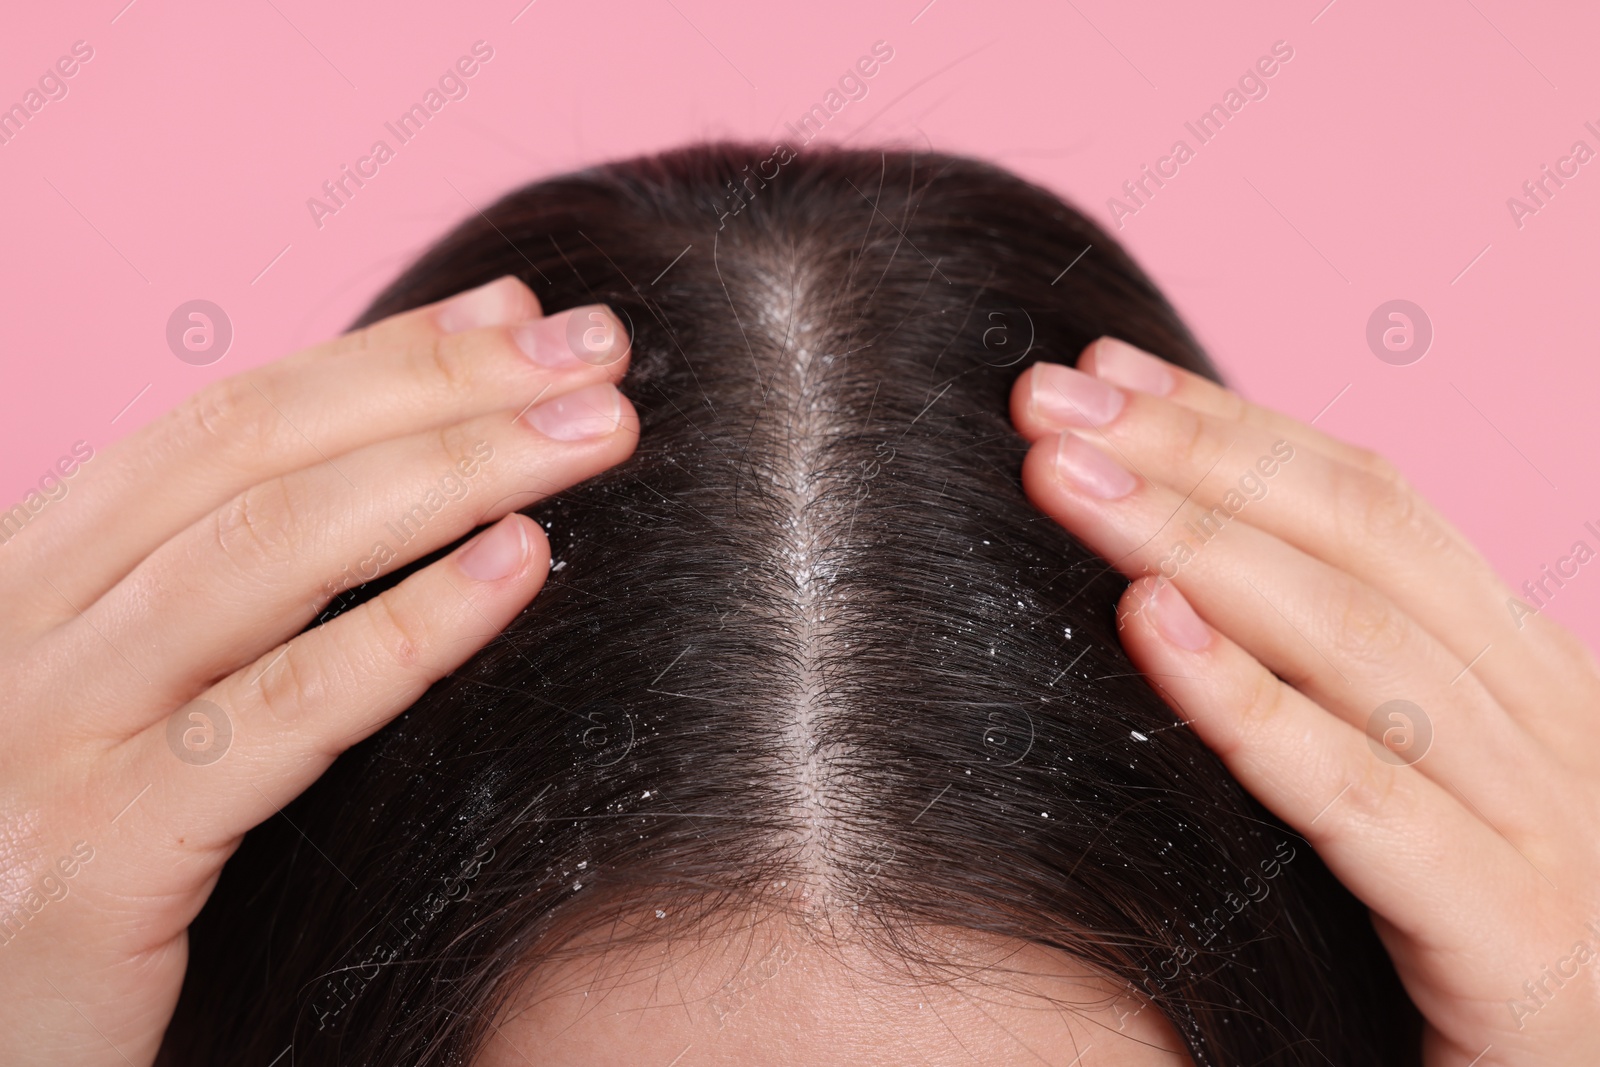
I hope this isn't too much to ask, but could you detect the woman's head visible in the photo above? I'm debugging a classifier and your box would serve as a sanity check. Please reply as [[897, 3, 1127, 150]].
[[163, 143, 1411, 1064]]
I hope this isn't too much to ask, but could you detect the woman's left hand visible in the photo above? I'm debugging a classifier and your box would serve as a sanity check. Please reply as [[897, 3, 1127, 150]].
[[1010, 338, 1600, 1067]]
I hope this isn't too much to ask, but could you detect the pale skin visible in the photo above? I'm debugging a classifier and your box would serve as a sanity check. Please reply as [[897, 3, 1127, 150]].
[[0, 273, 1594, 1063], [0, 276, 640, 1065], [1012, 340, 1600, 1066], [477, 909, 1190, 1066]]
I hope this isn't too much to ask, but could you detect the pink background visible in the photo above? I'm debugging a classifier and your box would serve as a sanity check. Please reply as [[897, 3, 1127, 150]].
[[4, 0, 1598, 644]]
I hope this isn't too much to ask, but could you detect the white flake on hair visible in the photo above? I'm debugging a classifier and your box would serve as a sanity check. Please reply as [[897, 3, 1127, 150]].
[[751, 259, 847, 893]]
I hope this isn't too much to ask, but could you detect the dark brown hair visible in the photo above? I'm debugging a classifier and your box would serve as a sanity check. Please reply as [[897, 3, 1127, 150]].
[[162, 142, 1415, 1065]]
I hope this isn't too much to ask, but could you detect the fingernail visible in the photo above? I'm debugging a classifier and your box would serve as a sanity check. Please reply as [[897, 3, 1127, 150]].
[[523, 382, 624, 441], [1053, 433, 1136, 499], [1031, 362, 1126, 426], [514, 306, 627, 369], [438, 276, 531, 333], [458, 516, 529, 582], [1091, 338, 1175, 397], [1153, 580, 1211, 652]]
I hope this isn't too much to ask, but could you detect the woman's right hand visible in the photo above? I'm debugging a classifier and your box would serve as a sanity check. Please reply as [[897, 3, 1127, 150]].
[[0, 275, 638, 1066]]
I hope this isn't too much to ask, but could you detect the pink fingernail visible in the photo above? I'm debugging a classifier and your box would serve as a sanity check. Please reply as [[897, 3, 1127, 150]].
[[514, 306, 627, 369], [1053, 433, 1136, 500], [1091, 338, 1175, 397], [1154, 580, 1211, 652], [438, 276, 530, 334], [458, 517, 529, 582], [1031, 362, 1126, 427], [523, 383, 624, 441]]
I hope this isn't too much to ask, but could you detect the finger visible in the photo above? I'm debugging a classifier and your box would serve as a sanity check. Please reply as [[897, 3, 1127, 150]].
[[60, 383, 636, 723], [1111, 575, 1541, 948], [1066, 336, 1380, 473], [9, 275, 630, 622], [114, 512, 548, 856], [1019, 431, 1546, 821], [1011, 362, 1600, 742]]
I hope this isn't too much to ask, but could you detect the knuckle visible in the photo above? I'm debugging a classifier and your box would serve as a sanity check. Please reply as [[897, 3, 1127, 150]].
[[1215, 389, 1251, 425], [1351, 445, 1400, 483], [1171, 406, 1219, 472], [1328, 578, 1410, 665], [435, 419, 491, 478], [1337, 755, 1404, 827], [1237, 666, 1288, 732], [363, 589, 432, 673], [255, 644, 326, 723], [212, 477, 302, 576], [173, 374, 284, 460], [1354, 465, 1414, 539], [412, 333, 479, 403], [1336, 461, 1454, 556]]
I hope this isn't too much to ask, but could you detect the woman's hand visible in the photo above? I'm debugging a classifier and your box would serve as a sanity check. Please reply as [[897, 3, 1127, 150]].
[[0, 276, 638, 1067], [1010, 338, 1600, 1067]]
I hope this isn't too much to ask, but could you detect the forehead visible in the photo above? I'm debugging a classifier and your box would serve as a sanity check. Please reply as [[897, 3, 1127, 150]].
[[474, 912, 1190, 1067]]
